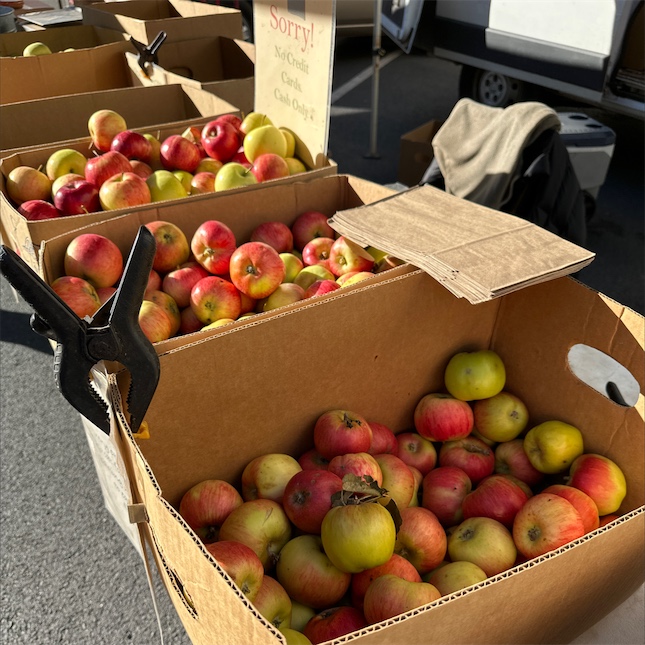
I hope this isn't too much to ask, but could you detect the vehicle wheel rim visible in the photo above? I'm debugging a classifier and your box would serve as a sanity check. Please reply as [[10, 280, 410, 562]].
[[477, 71, 520, 107]]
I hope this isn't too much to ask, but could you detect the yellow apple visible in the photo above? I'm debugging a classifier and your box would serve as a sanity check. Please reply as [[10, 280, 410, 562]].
[[280, 128, 296, 157], [240, 111, 273, 135], [23, 42, 52, 57], [243, 125, 288, 162], [146, 170, 188, 202], [472, 391, 529, 442], [45, 148, 87, 181], [523, 420, 584, 474], [172, 170, 193, 193], [284, 157, 307, 175], [444, 349, 506, 401]]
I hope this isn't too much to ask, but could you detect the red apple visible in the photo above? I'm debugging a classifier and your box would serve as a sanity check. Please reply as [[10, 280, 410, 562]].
[[250, 221, 294, 253], [189, 171, 217, 195], [409, 465, 423, 507], [178, 479, 243, 542], [162, 264, 210, 308], [462, 474, 528, 528], [328, 236, 375, 277], [51, 276, 101, 319], [144, 289, 181, 336], [96, 286, 117, 305], [494, 438, 544, 487], [303, 279, 341, 299], [190, 276, 242, 325], [205, 540, 264, 602], [110, 130, 152, 162], [54, 179, 101, 216], [414, 392, 474, 442], [179, 306, 204, 335], [160, 135, 201, 173], [190, 220, 237, 275], [439, 436, 495, 484], [229, 242, 285, 299], [313, 409, 373, 460], [130, 160, 154, 179], [51, 172, 84, 199], [303, 606, 367, 644], [567, 453, 627, 516], [375, 453, 416, 510], [99, 171, 151, 210], [251, 152, 290, 182], [212, 113, 243, 134], [328, 452, 383, 486], [368, 421, 398, 456], [251, 574, 292, 630], [396, 431, 437, 475], [6, 166, 52, 205], [231, 144, 251, 167], [64, 233, 123, 289], [542, 484, 600, 533], [145, 220, 191, 274], [421, 466, 472, 527], [84, 150, 132, 188], [282, 469, 343, 534], [297, 448, 330, 471], [302, 236, 334, 270], [291, 210, 335, 251], [147, 269, 162, 292], [18, 200, 61, 221], [201, 120, 240, 162], [88, 109, 127, 152], [138, 300, 173, 342], [394, 506, 447, 574]]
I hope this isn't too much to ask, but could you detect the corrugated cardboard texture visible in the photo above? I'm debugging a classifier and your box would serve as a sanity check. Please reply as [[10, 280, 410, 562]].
[[125, 37, 255, 115], [330, 185, 595, 303], [113, 270, 644, 644], [398, 119, 443, 187], [81, 0, 243, 44], [0, 26, 134, 104]]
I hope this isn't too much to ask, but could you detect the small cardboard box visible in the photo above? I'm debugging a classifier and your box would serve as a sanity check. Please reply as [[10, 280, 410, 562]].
[[125, 36, 255, 115], [398, 119, 443, 187], [0, 25, 135, 104], [81, 0, 243, 45], [109, 263, 644, 644]]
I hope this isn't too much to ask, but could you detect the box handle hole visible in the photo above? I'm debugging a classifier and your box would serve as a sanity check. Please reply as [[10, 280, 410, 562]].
[[567, 344, 640, 407]]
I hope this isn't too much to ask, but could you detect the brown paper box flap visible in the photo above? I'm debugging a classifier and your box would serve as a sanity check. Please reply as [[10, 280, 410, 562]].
[[329, 184, 595, 303]]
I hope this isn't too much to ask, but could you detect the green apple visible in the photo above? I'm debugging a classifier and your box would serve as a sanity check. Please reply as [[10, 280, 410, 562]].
[[293, 264, 335, 291], [284, 157, 307, 175], [172, 170, 193, 193], [215, 162, 258, 191], [256, 283, 305, 312], [146, 170, 188, 202], [281, 628, 312, 645], [45, 148, 88, 181], [243, 125, 288, 163], [289, 601, 316, 632], [23, 42, 52, 57], [279, 252, 304, 283], [240, 111, 273, 135], [425, 560, 488, 594], [444, 349, 506, 401], [523, 420, 584, 474]]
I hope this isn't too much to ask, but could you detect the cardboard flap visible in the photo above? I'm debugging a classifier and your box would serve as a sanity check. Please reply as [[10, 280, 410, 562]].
[[329, 184, 595, 303]]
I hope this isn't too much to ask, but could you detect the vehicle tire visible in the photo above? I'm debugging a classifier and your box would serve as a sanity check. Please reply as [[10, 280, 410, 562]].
[[459, 65, 525, 108]]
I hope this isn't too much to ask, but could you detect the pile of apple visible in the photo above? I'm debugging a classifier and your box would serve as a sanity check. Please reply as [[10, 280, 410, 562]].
[[176, 349, 628, 645], [50, 211, 401, 343], [6, 108, 314, 222]]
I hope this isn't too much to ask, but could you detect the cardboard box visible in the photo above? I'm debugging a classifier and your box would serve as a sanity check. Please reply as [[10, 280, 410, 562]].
[[125, 36, 255, 115], [109, 263, 644, 644], [398, 119, 443, 187], [0, 25, 135, 104], [81, 0, 243, 45]]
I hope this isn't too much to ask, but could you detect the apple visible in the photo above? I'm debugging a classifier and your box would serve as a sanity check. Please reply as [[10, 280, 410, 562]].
[[444, 349, 506, 401], [173, 170, 193, 194], [218, 499, 292, 571], [229, 242, 285, 299], [160, 134, 201, 173], [409, 465, 423, 507], [213, 113, 243, 133], [321, 500, 396, 574], [461, 474, 528, 528], [96, 286, 117, 305], [88, 109, 127, 153], [375, 454, 416, 510], [130, 160, 153, 179], [251, 574, 291, 630], [51, 276, 101, 319], [51, 172, 85, 198], [195, 157, 224, 175], [328, 236, 375, 277], [162, 264, 209, 309], [181, 126, 203, 146], [512, 492, 586, 559], [215, 162, 258, 191], [350, 553, 421, 610], [179, 306, 204, 335], [523, 420, 584, 474], [45, 148, 87, 181], [240, 112, 273, 135], [363, 574, 441, 624], [500, 474, 533, 499], [202, 318, 235, 330], [395, 431, 437, 475], [297, 448, 330, 471], [367, 421, 398, 456], [64, 233, 123, 289], [205, 540, 264, 602], [280, 252, 304, 283], [143, 133, 162, 169], [190, 276, 242, 325], [243, 125, 288, 162], [178, 478, 243, 542], [146, 169, 189, 202], [494, 438, 544, 487], [282, 469, 343, 534], [439, 436, 495, 484], [328, 452, 383, 486], [241, 453, 302, 503], [426, 560, 488, 595], [189, 171, 217, 195], [84, 150, 133, 188], [144, 289, 181, 336], [23, 41, 52, 56], [250, 221, 293, 253], [303, 606, 367, 645], [18, 200, 61, 221], [289, 601, 316, 633], [190, 220, 237, 275], [6, 166, 51, 205], [145, 220, 190, 274], [303, 279, 341, 299], [231, 144, 251, 167], [147, 269, 162, 293], [201, 120, 240, 162], [276, 535, 351, 609], [291, 210, 335, 251], [285, 157, 307, 175], [110, 130, 152, 163], [293, 265, 336, 291], [251, 153, 290, 182], [280, 128, 296, 157], [138, 300, 173, 343], [414, 392, 474, 442], [313, 409, 372, 460], [421, 466, 472, 527], [568, 453, 627, 516], [598, 514, 620, 527], [302, 237, 334, 269], [54, 179, 100, 216], [473, 391, 529, 442], [542, 484, 600, 533], [394, 506, 447, 575], [256, 283, 305, 312], [337, 271, 374, 288], [448, 516, 517, 576], [99, 172, 151, 210]]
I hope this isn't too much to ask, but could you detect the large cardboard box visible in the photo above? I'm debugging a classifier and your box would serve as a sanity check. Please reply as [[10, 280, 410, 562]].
[[0, 25, 135, 104], [398, 119, 443, 187], [108, 261, 644, 644], [81, 0, 243, 45], [125, 36, 255, 115]]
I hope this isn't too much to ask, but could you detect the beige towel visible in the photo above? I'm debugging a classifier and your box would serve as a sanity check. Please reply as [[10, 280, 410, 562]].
[[432, 98, 561, 210]]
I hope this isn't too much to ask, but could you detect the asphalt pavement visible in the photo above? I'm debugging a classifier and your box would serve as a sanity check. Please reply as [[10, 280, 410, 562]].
[[1, 36, 644, 645]]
